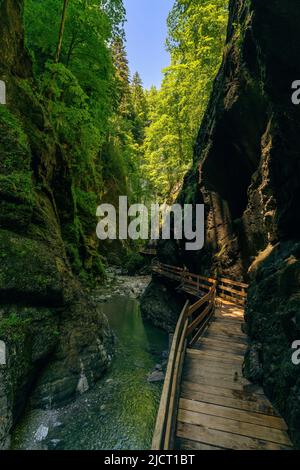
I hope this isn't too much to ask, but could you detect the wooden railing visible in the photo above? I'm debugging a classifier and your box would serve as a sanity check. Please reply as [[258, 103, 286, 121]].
[[140, 248, 157, 256], [152, 300, 190, 450], [218, 277, 248, 306], [152, 279, 217, 450], [152, 262, 248, 306], [151, 262, 248, 450]]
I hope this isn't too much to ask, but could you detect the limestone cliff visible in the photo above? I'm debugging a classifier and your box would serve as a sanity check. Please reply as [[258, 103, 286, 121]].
[[143, 0, 300, 447], [0, 0, 113, 449]]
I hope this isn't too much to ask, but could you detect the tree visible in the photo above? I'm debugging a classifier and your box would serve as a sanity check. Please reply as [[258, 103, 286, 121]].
[[142, 0, 228, 203], [54, 0, 69, 63], [131, 72, 148, 144]]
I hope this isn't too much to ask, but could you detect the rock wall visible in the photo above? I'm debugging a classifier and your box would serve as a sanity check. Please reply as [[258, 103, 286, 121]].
[[191, 0, 300, 447], [143, 0, 300, 447], [141, 276, 185, 333], [0, 0, 113, 449]]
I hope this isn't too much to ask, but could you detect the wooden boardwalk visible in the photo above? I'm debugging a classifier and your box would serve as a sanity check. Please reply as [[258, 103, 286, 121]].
[[152, 263, 293, 451], [176, 301, 292, 450]]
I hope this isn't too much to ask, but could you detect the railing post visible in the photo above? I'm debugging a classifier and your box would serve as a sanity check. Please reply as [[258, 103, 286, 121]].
[[215, 272, 220, 309]]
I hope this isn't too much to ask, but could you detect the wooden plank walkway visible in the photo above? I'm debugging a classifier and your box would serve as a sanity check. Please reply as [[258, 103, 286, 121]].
[[175, 300, 293, 451]]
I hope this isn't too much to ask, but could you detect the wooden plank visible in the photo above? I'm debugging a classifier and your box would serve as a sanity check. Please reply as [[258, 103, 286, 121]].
[[210, 317, 244, 330], [181, 388, 279, 417], [208, 322, 244, 336], [215, 308, 244, 320], [177, 409, 291, 446], [187, 348, 244, 364], [196, 337, 247, 355], [186, 354, 243, 370], [202, 331, 248, 346], [219, 277, 248, 289], [213, 314, 244, 325], [176, 422, 291, 451], [182, 370, 255, 393], [185, 358, 244, 378], [195, 344, 245, 358], [176, 438, 224, 451], [182, 381, 267, 404], [213, 311, 244, 321], [219, 292, 245, 305], [200, 336, 247, 350], [219, 284, 247, 298], [179, 398, 288, 430], [201, 331, 247, 346], [215, 308, 244, 318], [183, 364, 264, 395]]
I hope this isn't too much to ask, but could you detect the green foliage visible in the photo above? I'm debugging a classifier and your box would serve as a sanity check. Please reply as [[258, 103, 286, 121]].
[[13, 0, 229, 280], [0, 313, 31, 343], [0, 106, 30, 173], [0, 106, 35, 228], [22, 0, 147, 278], [124, 252, 145, 275], [142, 0, 228, 203]]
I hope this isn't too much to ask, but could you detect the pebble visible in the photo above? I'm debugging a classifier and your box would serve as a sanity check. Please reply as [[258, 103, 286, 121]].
[[147, 371, 165, 383], [34, 425, 49, 442]]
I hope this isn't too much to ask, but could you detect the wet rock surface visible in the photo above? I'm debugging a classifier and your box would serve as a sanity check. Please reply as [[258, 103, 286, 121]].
[[93, 268, 151, 302], [140, 278, 184, 333]]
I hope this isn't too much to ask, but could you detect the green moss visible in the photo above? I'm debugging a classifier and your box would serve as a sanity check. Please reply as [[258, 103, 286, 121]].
[[0, 107, 29, 170], [124, 252, 145, 275], [73, 187, 98, 230], [0, 313, 31, 343], [0, 106, 35, 229], [0, 230, 64, 305]]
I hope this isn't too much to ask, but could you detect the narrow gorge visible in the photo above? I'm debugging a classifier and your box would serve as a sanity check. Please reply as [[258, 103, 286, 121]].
[[1, 0, 300, 452]]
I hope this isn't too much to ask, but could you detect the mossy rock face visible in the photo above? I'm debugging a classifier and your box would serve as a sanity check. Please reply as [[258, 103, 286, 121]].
[[0, 0, 115, 450], [141, 278, 185, 333], [245, 242, 300, 448], [0, 229, 66, 306], [0, 106, 35, 230], [0, 298, 114, 447], [0, 305, 60, 448], [0, 306, 59, 394], [31, 298, 114, 408]]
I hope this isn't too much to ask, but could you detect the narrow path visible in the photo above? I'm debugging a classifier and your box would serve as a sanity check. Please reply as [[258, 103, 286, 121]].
[[176, 301, 292, 451]]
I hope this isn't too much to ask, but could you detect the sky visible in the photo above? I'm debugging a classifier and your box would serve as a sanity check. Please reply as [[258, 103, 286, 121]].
[[124, 0, 174, 89]]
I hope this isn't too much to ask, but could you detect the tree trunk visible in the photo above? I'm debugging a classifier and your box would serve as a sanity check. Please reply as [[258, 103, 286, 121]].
[[54, 0, 69, 64]]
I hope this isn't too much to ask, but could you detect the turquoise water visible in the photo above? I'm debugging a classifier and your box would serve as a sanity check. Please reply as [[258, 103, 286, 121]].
[[12, 296, 168, 450]]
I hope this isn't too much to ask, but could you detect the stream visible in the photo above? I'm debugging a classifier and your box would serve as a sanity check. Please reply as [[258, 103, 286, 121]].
[[11, 276, 168, 450]]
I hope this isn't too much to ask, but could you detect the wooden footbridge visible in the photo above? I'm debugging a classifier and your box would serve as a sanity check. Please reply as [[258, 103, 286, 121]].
[[151, 263, 292, 451]]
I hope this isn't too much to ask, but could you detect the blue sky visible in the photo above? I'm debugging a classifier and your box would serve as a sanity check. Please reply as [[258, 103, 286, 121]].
[[124, 0, 174, 89]]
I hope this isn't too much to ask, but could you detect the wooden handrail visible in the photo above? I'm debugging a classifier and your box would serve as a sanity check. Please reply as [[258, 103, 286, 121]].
[[152, 262, 248, 305], [152, 300, 190, 450], [219, 277, 248, 289], [187, 286, 216, 336], [152, 279, 217, 450], [188, 290, 211, 316]]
